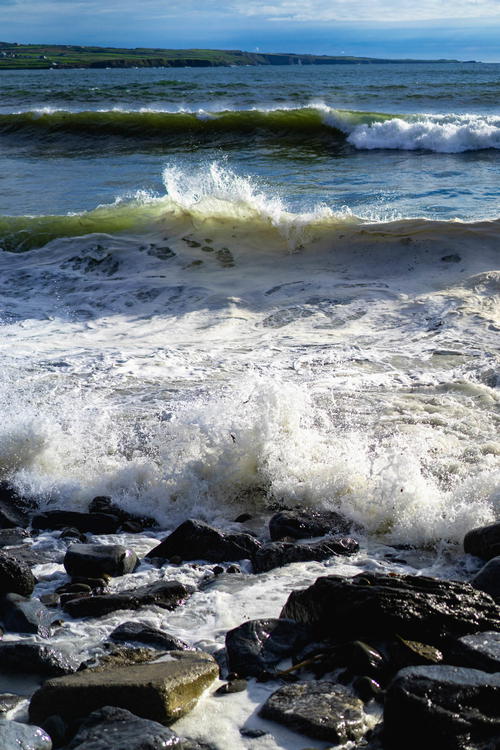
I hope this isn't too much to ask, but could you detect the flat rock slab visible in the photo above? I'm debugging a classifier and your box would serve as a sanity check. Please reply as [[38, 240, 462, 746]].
[[280, 571, 500, 643], [453, 632, 500, 673], [0, 551, 36, 596], [471, 556, 500, 602], [109, 621, 190, 651], [64, 543, 139, 578], [32, 511, 121, 534], [0, 642, 80, 676], [226, 618, 312, 677], [252, 537, 359, 573], [30, 651, 218, 725], [269, 509, 356, 541], [0, 719, 52, 750], [63, 580, 194, 619], [145, 519, 261, 563], [464, 521, 500, 561], [384, 665, 500, 750], [260, 681, 366, 743]]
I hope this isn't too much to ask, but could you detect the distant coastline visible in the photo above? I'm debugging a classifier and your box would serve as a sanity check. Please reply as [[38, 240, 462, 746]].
[[0, 42, 477, 70]]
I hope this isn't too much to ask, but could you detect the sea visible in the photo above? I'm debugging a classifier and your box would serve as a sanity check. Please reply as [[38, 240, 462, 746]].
[[0, 62, 499, 748]]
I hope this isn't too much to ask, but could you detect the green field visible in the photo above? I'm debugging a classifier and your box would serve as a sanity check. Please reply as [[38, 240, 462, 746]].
[[0, 42, 465, 70]]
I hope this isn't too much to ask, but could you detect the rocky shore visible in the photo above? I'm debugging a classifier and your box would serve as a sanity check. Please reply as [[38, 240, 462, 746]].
[[0, 482, 498, 749]]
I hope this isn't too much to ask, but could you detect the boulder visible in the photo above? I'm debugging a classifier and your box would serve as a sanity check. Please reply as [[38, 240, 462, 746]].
[[252, 537, 358, 573], [471, 557, 500, 602], [280, 572, 500, 643], [88, 496, 157, 530], [269, 509, 355, 541], [29, 651, 218, 725], [109, 621, 190, 651], [464, 522, 500, 561], [0, 593, 52, 637], [225, 618, 312, 678], [384, 665, 500, 750], [63, 543, 139, 578], [0, 552, 36, 596], [63, 580, 193, 619], [259, 681, 366, 743], [0, 642, 80, 676], [0, 719, 52, 750], [32, 511, 121, 535], [145, 519, 261, 563], [0, 482, 31, 529], [451, 632, 500, 673]]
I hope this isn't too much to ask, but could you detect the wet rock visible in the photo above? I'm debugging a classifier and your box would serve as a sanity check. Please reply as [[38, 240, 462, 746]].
[[269, 509, 355, 542], [88, 496, 157, 530], [39, 715, 67, 748], [63, 543, 139, 579], [0, 642, 80, 676], [280, 572, 500, 643], [215, 679, 247, 695], [451, 632, 500, 673], [58, 528, 86, 542], [0, 719, 52, 749], [387, 636, 443, 674], [4, 546, 55, 567], [471, 556, 500, 602], [0, 482, 31, 528], [259, 681, 366, 743], [464, 521, 500, 561], [29, 651, 218, 725], [0, 694, 25, 717], [0, 552, 36, 596], [0, 593, 52, 637], [109, 621, 190, 651], [252, 537, 359, 573], [39, 594, 60, 608], [145, 519, 261, 563], [32, 511, 121, 535], [0, 528, 30, 547], [62, 579, 194, 618], [225, 618, 312, 678], [384, 665, 500, 750], [84, 645, 164, 672], [345, 641, 385, 678], [353, 676, 384, 702]]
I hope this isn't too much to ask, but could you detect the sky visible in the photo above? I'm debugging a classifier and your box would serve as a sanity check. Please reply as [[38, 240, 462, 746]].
[[1, 0, 499, 61]]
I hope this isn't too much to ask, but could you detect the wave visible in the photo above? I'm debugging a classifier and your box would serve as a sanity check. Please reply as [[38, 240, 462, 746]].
[[2, 106, 500, 153]]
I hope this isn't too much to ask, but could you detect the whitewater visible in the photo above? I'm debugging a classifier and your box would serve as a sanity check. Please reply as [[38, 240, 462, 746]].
[[0, 61, 498, 749]]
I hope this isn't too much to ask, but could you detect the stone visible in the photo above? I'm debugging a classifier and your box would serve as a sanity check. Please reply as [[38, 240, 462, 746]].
[[0, 482, 31, 528], [353, 676, 383, 702], [0, 552, 36, 596], [63, 580, 193, 619], [0, 593, 52, 637], [109, 621, 190, 651], [29, 651, 218, 725], [0, 694, 24, 715], [269, 509, 356, 541], [84, 646, 165, 672], [280, 572, 500, 643], [31, 511, 121, 535], [0, 642, 80, 676], [88, 496, 157, 530], [0, 719, 52, 750], [464, 522, 500, 561], [145, 519, 261, 563], [215, 679, 247, 695], [259, 681, 366, 743], [452, 632, 500, 673], [225, 618, 312, 678], [3, 546, 54, 567], [252, 537, 359, 573], [63, 543, 139, 578], [384, 665, 500, 750], [0, 528, 30, 547], [472, 557, 500, 602]]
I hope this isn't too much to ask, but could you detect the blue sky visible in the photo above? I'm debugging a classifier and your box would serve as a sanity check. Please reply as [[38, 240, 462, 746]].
[[1, 0, 499, 61]]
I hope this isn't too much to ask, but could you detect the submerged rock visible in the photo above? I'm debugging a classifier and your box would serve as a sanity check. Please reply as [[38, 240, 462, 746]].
[[280, 571, 500, 643], [0, 642, 80, 676], [63, 543, 139, 579], [0, 719, 52, 750], [29, 651, 218, 725], [225, 618, 312, 678], [145, 519, 261, 563], [252, 537, 358, 573], [269, 509, 355, 541], [0, 552, 36, 596], [384, 665, 500, 750], [0, 593, 52, 637], [471, 556, 500, 602], [63, 579, 193, 619], [464, 521, 500, 561], [260, 681, 366, 743], [32, 511, 121, 535], [109, 621, 190, 651]]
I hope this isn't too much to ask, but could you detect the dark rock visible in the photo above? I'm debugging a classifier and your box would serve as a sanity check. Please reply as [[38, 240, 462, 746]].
[[0, 551, 36, 596], [259, 681, 366, 743], [0, 718, 52, 749], [240, 727, 269, 738], [88, 496, 156, 529], [58, 528, 86, 542], [109, 621, 190, 651], [472, 556, 500, 601], [387, 636, 443, 672], [32, 511, 121, 535], [63, 580, 194, 618], [464, 522, 500, 561], [56, 583, 93, 595], [353, 676, 383, 702], [0, 693, 25, 715], [234, 513, 252, 523], [29, 651, 218, 725], [215, 679, 247, 695], [70, 576, 108, 591], [84, 646, 164, 672], [252, 537, 359, 573], [225, 618, 312, 678], [0, 593, 52, 636], [384, 665, 500, 750], [280, 572, 500, 643], [0, 528, 30, 547], [0, 642, 80, 676], [63, 543, 139, 579], [269, 509, 356, 541], [345, 641, 385, 678], [40, 715, 67, 748], [451, 632, 500, 673], [3, 545, 54, 566], [39, 593, 60, 608], [145, 519, 261, 563], [0, 482, 31, 528]]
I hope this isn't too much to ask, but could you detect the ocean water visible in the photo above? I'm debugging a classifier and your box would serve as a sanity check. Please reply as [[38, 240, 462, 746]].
[[0, 62, 499, 748]]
